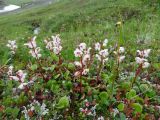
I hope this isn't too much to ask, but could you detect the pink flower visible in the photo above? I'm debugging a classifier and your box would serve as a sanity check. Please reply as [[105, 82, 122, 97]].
[[82, 54, 90, 65], [7, 65, 13, 76], [119, 47, 125, 53], [74, 71, 81, 77], [119, 55, 125, 62], [18, 83, 28, 90], [45, 35, 62, 55], [95, 42, 101, 51], [25, 37, 42, 59], [99, 49, 108, 58], [135, 57, 148, 64], [137, 49, 151, 58], [82, 69, 89, 75], [10, 70, 27, 82], [74, 48, 83, 57], [24, 36, 37, 48], [79, 43, 86, 51], [29, 47, 41, 59], [103, 39, 108, 46], [97, 116, 104, 120], [6, 40, 17, 54], [85, 101, 90, 107], [74, 61, 82, 67], [53, 46, 62, 55], [142, 62, 150, 68]]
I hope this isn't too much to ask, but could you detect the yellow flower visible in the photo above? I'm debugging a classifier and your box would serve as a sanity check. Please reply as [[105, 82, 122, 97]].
[[116, 21, 122, 27]]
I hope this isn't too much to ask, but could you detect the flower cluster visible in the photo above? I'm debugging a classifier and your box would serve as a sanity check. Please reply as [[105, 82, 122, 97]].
[[95, 39, 109, 64], [80, 99, 97, 116], [9, 70, 27, 82], [6, 40, 17, 55], [44, 34, 62, 55], [9, 69, 33, 90], [3, 33, 157, 120], [74, 43, 91, 76], [135, 49, 151, 68], [24, 36, 41, 59]]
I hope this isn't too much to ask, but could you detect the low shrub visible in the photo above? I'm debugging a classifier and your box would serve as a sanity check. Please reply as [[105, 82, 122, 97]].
[[0, 30, 160, 119]]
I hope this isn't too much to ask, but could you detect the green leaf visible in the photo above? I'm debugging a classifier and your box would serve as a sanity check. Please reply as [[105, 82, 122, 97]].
[[140, 84, 148, 91], [56, 96, 69, 109], [51, 54, 59, 61], [64, 70, 70, 79], [99, 92, 109, 104], [54, 74, 60, 79], [126, 89, 136, 99], [120, 113, 126, 120], [146, 89, 156, 98], [50, 65, 56, 71], [51, 84, 60, 93], [5, 107, 20, 118], [30, 64, 38, 71], [64, 81, 72, 90], [42, 67, 49, 71], [68, 63, 75, 70], [101, 73, 109, 83], [118, 103, 125, 111], [132, 103, 143, 113], [121, 82, 130, 90]]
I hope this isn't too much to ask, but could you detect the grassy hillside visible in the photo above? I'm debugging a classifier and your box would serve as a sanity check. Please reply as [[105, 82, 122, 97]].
[[0, 0, 160, 64], [5, 0, 33, 5]]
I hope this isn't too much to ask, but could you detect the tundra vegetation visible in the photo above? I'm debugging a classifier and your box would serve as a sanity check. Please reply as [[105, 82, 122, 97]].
[[0, 0, 160, 119]]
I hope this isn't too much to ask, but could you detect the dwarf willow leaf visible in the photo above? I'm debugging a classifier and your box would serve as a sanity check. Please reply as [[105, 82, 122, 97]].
[[56, 96, 69, 109], [118, 103, 125, 111], [126, 89, 136, 99], [99, 92, 109, 104], [132, 103, 143, 113], [30, 64, 38, 71], [140, 84, 148, 91]]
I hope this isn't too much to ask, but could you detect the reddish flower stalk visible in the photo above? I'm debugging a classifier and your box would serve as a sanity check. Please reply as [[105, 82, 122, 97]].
[[131, 63, 143, 88]]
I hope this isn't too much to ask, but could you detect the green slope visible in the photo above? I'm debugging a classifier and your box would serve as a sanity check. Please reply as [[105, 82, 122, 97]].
[[0, 0, 160, 64]]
